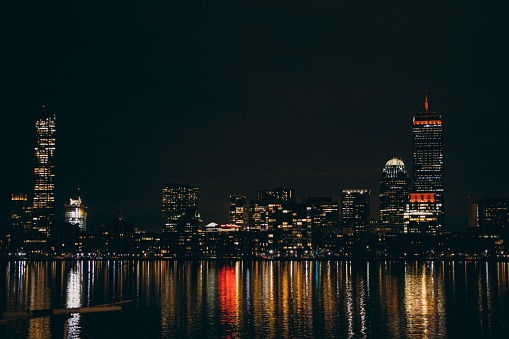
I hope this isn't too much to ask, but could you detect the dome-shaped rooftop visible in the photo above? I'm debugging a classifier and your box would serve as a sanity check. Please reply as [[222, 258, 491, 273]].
[[385, 158, 405, 167]]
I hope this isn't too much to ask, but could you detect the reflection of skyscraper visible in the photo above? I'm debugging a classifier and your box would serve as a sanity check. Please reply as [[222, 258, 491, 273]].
[[379, 158, 410, 233], [162, 184, 200, 233], [32, 109, 56, 236], [341, 189, 370, 234], [65, 197, 88, 231], [412, 94, 444, 230]]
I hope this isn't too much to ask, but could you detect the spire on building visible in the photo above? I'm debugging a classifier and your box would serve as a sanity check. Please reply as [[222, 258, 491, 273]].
[[424, 91, 429, 112]]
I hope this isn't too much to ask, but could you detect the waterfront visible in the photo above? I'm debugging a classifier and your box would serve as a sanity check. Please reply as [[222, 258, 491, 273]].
[[1, 260, 509, 338]]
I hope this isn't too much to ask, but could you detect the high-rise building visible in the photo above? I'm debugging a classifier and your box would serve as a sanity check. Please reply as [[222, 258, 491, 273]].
[[379, 158, 410, 233], [229, 195, 248, 229], [32, 108, 56, 236], [341, 189, 370, 234], [469, 197, 509, 232], [64, 197, 88, 231], [257, 187, 295, 203], [406, 193, 439, 234], [10, 194, 31, 234], [249, 187, 296, 231], [412, 93, 444, 230], [162, 184, 200, 233]]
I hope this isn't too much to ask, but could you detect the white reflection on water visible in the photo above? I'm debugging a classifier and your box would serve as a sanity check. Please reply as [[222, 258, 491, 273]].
[[66, 262, 82, 339]]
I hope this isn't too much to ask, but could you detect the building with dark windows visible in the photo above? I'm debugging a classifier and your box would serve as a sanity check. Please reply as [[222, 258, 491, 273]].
[[412, 94, 444, 231], [468, 197, 509, 232], [341, 189, 370, 234], [32, 109, 56, 236], [379, 158, 410, 233], [229, 195, 248, 229], [10, 194, 31, 234], [257, 187, 295, 203], [162, 184, 201, 233], [64, 197, 88, 232]]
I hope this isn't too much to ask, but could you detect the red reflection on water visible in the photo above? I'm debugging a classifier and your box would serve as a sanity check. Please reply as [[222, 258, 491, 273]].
[[218, 265, 237, 336]]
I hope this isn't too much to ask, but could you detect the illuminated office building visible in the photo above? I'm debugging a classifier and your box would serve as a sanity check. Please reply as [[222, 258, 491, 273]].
[[229, 195, 248, 229], [379, 158, 410, 233], [412, 93, 444, 230], [341, 189, 370, 234], [406, 193, 439, 234], [32, 109, 56, 236], [162, 184, 200, 233], [64, 197, 88, 231]]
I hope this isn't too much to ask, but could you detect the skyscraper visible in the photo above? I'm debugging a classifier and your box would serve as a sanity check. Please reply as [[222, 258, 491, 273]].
[[229, 195, 248, 228], [341, 189, 370, 234], [64, 197, 88, 231], [10, 194, 31, 234], [379, 158, 410, 233], [257, 187, 295, 203], [406, 193, 439, 234], [32, 108, 56, 236], [162, 184, 200, 233], [412, 93, 444, 230]]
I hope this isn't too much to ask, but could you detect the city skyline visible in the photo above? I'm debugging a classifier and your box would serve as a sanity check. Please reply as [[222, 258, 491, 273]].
[[2, 2, 509, 232]]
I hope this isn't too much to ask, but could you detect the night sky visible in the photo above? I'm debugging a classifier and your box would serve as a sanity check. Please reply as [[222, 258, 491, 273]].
[[1, 1, 508, 232]]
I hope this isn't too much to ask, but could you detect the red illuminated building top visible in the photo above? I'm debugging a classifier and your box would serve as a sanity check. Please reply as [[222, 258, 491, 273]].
[[409, 193, 436, 203]]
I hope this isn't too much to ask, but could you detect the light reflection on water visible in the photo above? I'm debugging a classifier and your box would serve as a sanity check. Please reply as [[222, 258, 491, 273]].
[[1, 260, 509, 338]]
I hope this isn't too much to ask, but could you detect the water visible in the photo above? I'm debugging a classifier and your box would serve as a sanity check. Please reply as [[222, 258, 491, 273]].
[[1, 260, 508, 338]]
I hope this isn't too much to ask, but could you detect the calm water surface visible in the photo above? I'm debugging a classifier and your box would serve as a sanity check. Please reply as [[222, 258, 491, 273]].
[[1, 260, 508, 338]]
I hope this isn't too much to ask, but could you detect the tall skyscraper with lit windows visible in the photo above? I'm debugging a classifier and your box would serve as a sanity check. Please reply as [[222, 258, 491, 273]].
[[162, 184, 201, 233], [379, 158, 410, 233], [32, 108, 56, 236], [412, 94, 444, 231]]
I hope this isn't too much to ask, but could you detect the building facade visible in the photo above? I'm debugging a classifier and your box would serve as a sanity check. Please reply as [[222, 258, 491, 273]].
[[412, 94, 444, 231], [406, 193, 439, 234], [64, 197, 88, 231], [469, 197, 509, 232], [162, 184, 200, 233], [341, 189, 370, 234], [229, 195, 248, 229], [257, 187, 295, 203], [32, 109, 56, 236], [10, 194, 31, 234], [379, 158, 410, 233]]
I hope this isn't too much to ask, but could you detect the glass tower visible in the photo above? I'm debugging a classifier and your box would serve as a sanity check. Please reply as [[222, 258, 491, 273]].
[[379, 158, 410, 233], [32, 108, 56, 236], [412, 94, 444, 230]]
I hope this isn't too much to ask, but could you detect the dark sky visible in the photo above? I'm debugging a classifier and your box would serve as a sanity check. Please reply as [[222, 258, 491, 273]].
[[1, 1, 508, 232]]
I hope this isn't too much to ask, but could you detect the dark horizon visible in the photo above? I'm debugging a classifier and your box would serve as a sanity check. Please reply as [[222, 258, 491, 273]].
[[2, 1, 509, 233]]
